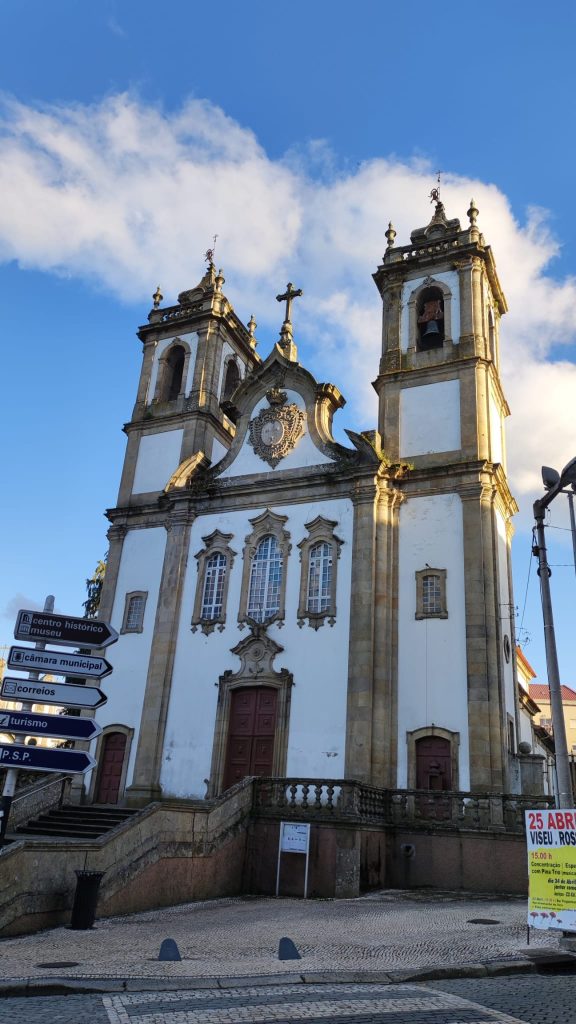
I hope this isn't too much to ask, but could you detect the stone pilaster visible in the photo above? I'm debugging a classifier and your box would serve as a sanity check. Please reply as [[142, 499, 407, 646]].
[[127, 505, 193, 805], [461, 482, 507, 792], [371, 476, 403, 788], [98, 524, 128, 626], [345, 477, 377, 782]]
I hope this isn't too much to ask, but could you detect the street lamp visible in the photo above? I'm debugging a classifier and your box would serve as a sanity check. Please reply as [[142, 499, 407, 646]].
[[533, 457, 576, 808]]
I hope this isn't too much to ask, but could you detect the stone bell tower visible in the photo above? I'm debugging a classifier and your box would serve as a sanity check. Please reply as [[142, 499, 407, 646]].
[[372, 194, 520, 794]]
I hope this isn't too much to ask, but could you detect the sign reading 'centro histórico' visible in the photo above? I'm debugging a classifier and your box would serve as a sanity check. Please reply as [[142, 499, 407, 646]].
[[14, 609, 118, 649]]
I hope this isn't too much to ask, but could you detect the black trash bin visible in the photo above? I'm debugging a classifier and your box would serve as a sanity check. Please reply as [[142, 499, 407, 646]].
[[69, 870, 104, 930]]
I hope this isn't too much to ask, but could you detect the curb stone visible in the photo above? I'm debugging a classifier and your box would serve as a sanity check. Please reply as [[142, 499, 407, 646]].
[[1, 954, 575, 998]]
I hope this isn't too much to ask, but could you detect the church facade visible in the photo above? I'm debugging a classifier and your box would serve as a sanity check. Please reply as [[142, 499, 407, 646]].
[[89, 197, 522, 808]]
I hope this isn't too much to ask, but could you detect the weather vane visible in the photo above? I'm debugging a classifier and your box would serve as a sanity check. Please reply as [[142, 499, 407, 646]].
[[429, 170, 441, 204], [204, 234, 218, 265]]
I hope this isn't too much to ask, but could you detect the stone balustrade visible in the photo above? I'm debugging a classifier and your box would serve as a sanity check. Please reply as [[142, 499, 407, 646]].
[[252, 777, 554, 832]]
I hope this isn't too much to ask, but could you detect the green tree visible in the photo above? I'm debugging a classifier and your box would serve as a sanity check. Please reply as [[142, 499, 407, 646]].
[[83, 555, 107, 618]]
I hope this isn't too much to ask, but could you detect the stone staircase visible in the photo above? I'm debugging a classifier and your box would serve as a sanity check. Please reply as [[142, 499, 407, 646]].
[[13, 804, 138, 839]]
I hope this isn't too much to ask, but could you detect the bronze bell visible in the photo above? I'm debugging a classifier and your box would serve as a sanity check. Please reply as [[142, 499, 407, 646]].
[[422, 319, 441, 338]]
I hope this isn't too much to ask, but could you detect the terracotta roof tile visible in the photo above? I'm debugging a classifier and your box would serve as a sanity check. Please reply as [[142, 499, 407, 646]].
[[529, 683, 576, 702]]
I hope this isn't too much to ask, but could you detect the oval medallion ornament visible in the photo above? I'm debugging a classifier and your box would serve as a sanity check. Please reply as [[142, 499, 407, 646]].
[[248, 389, 305, 468]]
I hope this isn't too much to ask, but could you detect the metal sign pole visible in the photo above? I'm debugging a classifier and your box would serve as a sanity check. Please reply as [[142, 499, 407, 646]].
[[303, 825, 311, 899], [1, 595, 54, 842], [275, 823, 284, 897]]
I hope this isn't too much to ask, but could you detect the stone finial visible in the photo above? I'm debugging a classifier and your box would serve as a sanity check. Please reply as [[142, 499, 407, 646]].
[[215, 268, 225, 293], [385, 222, 396, 249], [247, 314, 257, 338], [467, 198, 479, 227], [152, 285, 163, 309]]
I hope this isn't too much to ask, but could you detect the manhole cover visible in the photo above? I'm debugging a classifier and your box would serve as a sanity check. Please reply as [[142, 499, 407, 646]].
[[467, 918, 500, 925], [36, 961, 80, 968]]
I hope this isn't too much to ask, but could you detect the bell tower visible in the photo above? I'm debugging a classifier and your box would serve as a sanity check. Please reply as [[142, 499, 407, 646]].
[[373, 195, 519, 794], [115, 259, 261, 509]]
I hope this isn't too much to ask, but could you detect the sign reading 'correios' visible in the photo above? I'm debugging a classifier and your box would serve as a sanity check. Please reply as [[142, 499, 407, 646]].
[[525, 808, 576, 931]]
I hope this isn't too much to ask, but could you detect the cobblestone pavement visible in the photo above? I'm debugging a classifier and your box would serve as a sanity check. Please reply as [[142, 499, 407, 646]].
[[0, 983, 534, 1024], [0, 892, 558, 982], [429, 974, 576, 1024]]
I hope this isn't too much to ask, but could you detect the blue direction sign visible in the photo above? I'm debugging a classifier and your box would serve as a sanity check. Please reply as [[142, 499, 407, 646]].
[[14, 609, 118, 649], [7, 646, 113, 680], [0, 743, 96, 774], [0, 677, 107, 709], [0, 710, 101, 743]]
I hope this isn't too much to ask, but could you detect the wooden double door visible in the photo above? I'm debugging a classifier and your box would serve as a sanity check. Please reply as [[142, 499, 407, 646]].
[[222, 687, 277, 791]]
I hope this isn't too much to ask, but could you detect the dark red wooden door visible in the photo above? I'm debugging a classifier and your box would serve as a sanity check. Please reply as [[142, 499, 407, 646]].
[[95, 732, 126, 804], [223, 687, 277, 790], [416, 736, 452, 790]]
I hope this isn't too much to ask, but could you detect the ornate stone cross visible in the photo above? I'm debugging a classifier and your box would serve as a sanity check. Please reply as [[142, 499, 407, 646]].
[[275, 282, 303, 361]]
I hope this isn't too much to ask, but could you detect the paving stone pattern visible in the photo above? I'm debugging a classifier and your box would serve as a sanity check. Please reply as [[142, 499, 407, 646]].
[[430, 974, 576, 1024], [0, 893, 557, 981], [101, 984, 528, 1024]]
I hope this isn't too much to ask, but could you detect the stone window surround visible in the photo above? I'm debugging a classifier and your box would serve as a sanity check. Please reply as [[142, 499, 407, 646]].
[[120, 590, 148, 634], [406, 725, 460, 790], [152, 337, 193, 403], [191, 530, 236, 635], [238, 510, 291, 629], [220, 353, 242, 403], [88, 724, 134, 805], [297, 515, 343, 629], [415, 568, 448, 620], [407, 277, 454, 353], [207, 631, 293, 797]]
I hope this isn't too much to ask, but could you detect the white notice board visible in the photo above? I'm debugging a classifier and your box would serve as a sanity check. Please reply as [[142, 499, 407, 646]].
[[280, 822, 310, 854], [276, 821, 311, 897]]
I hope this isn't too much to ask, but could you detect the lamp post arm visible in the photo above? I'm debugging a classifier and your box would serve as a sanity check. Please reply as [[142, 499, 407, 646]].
[[533, 499, 574, 808]]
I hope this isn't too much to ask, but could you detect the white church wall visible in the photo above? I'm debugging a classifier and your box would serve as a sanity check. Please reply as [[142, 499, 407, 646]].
[[211, 438, 228, 466], [400, 270, 460, 351], [91, 526, 167, 788], [132, 429, 184, 493], [396, 492, 469, 789], [159, 497, 354, 798], [219, 390, 333, 479], [400, 380, 461, 457], [147, 331, 198, 403]]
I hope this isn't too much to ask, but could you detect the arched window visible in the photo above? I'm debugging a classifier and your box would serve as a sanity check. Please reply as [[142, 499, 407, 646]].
[[191, 531, 236, 635], [222, 358, 240, 402], [247, 535, 283, 622], [297, 516, 342, 629], [307, 542, 333, 614], [165, 344, 185, 400], [121, 591, 148, 633], [415, 568, 447, 620], [416, 286, 445, 351], [201, 552, 227, 620]]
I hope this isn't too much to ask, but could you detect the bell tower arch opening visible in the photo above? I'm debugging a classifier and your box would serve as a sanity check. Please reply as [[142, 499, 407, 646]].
[[416, 286, 445, 350]]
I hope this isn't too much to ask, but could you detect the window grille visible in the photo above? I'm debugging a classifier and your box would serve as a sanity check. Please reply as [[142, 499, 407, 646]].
[[307, 542, 333, 613], [201, 553, 227, 620]]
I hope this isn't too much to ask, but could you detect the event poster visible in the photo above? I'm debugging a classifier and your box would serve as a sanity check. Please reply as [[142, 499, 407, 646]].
[[525, 808, 576, 931]]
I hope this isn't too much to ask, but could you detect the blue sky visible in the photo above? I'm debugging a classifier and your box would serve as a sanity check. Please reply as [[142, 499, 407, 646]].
[[2, 0, 576, 687]]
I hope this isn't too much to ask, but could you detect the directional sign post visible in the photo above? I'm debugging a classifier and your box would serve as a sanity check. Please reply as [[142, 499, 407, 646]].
[[7, 646, 113, 680], [14, 610, 118, 649], [0, 743, 96, 774], [0, 710, 102, 743], [1, 677, 107, 709]]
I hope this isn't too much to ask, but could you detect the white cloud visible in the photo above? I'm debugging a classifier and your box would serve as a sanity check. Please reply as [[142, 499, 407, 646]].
[[1, 93, 575, 508]]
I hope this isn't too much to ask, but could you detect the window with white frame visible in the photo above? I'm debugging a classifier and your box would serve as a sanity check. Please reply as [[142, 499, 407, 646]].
[[297, 516, 342, 629], [191, 531, 236, 635], [121, 591, 148, 634], [415, 568, 447, 620], [247, 536, 283, 622], [238, 510, 291, 628]]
